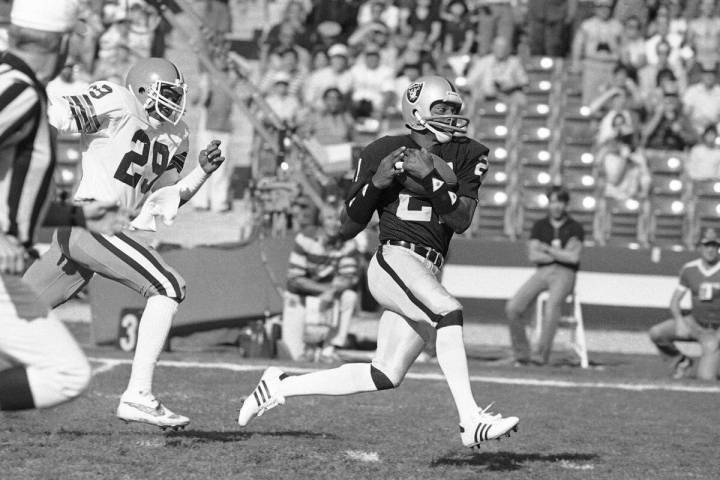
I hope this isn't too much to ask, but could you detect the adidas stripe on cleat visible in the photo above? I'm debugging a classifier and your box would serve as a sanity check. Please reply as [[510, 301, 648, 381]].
[[459, 404, 519, 448], [237, 367, 287, 426]]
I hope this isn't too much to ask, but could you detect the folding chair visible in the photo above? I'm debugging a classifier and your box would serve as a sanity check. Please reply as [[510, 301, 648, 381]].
[[533, 291, 589, 368]]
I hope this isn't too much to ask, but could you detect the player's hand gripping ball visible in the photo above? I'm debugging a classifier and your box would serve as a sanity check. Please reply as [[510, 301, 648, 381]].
[[395, 148, 457, 195]]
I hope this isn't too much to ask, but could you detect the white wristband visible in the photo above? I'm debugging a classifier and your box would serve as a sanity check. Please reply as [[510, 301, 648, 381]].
[[176, 165, 210, 201]]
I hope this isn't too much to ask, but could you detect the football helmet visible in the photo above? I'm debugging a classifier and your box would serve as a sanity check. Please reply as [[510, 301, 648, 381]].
[[402, 75, 469, 143], [125, 58, 187, 125]]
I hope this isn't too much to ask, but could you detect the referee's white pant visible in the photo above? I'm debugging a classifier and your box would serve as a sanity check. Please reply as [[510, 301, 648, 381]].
[[0, 274, 90, 409]]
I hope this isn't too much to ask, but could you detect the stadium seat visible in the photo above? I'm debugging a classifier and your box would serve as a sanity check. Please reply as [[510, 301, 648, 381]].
[[565, 189, 597, 237], [562, 169, 597, 192], [518, 119, 552, 143], [522, 56, 556, 73], [517, 186, 551, 237], [521, 102, 551, 121], [472, 101, 510, 140], [599, 197, 649, 247], [560, 144, 595, 170], [526, 79, 552, 103], [649, 196, 688, 248], [474, 186, 512, 239], [689, 197, 720, 244], [533, 291, 589, 368], [561, 118, 596, 145], [645, 149, 684, 178], [518, 141, 553, 167]]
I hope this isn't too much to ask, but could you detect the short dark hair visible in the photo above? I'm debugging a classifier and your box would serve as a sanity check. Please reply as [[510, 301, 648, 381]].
[[703, 124, 718, 136], [9, 25, 63, 53], [546, 185, 570, 204]]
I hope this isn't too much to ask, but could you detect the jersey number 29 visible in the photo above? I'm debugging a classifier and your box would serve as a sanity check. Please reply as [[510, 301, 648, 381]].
[[114, 129, 170, 193]]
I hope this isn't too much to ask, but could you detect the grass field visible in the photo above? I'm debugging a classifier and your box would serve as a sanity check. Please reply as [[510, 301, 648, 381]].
[[1, 346, 719, 480]]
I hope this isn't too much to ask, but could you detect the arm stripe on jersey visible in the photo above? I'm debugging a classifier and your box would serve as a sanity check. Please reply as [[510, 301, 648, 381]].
[[67, 95, 101, 133], [168, 152, 186, 173], [115, 232, 184, 299], [375, 245, 443, 323]]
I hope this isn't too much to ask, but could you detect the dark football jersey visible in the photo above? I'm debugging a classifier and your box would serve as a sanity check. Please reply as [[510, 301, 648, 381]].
[[348, 134, 489, 256]]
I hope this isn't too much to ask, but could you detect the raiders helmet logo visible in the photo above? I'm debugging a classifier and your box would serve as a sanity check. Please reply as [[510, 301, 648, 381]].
[[406, 82, 423, 103]]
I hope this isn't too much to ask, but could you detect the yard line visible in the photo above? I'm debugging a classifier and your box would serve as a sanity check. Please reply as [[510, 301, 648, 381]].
[[87, 357, 720, 394], [345, 451, 380, 462]]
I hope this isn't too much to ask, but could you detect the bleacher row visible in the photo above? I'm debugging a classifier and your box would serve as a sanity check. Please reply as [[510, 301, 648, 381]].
[[467, 57, 720, 251]]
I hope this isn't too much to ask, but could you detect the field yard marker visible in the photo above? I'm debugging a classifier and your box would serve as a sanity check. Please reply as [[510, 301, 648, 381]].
[[87, 357, 720, 394], [345, 451, 380, 462]]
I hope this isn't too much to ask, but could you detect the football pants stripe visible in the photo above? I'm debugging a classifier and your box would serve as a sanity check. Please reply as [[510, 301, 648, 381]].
[[115, 232, 184, 300], [91, 234, 169, 297], [375, 246, 443, 323]]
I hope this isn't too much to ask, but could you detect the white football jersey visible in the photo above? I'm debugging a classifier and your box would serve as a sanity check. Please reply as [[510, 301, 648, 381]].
[[48, 81, 189, 211]]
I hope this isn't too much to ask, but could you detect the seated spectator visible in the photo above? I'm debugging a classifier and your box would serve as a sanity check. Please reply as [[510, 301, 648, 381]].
[[597, 117, 651, 202], [687, 125, 720, 181], [47, 61, 90, 98], [683, 65, 720, 134], [686, 0, 720, 72], [97, 16, 130, 65], [256, 165, 301, 237], [302, 43, 353, 111], [440, 0, 475, 58], [641, 92, 697, 150], [526, 0, 578, 58], [126, 0, 160, 61], [310, 48, 330, 71], [93, 44, 134, 84], [261, 22, 311, 74], [619, 15, 647, 72], [641, 67, 683, 117], [262, 0, 311, 50], [302, 87, 355, 145], [357, 0, 401, 32], [645, 11, 685, 69], [401, 0, 442, 47], [258, 48, 307, 98], [349, 21, 396, 68], [280, 205, 359, 362], [613, 0, 649, 26], [638, 41, 688, 100], [571, 0, 624, 104], [466, 36, 528, 107], [348, 44, 395, 120], [588, 86, 637, 131], [648, 227, 720, 381], [598, 63, 642, 109], [264, 72, 302, 128], [306, 0, 362, 41]]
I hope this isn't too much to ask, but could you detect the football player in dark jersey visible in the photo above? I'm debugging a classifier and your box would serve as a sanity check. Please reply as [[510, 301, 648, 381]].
[[238, 76, 520, 448]]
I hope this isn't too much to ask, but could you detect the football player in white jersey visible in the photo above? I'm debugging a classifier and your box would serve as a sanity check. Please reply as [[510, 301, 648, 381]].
[[23, 58, 226, 430]]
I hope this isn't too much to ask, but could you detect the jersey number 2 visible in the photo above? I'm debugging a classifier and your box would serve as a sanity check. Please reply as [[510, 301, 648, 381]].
[[114, 129, 170, 193], [396, 193, 432, 222]]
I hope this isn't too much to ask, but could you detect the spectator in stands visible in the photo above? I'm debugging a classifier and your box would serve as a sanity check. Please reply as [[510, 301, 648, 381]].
[[649, 226, 720, 381], [526, 0, 578, 57], [256, 164, 301, 237], [259, 47, 307, 97], [302, 87, 355, 145], [645, 10, 685, 69], [686, 124, 720, 181], [683, 64, 720, 134], [126, 0, 160, 60], [264, 71, 302, 127], [504, 186, 584, 366], [93, 43, 133, 84], [192, 54, 237, 213], [613, 0, 650, 26], [262, 0, 310, 50], [47, 61, 90, 98], [97, 16, 130, 66], [686, 0, 720, 73], [465, 36, 528, 108], [638, 41, 688, 102], [348, 21, 396, 68], [440, 0, 475, 59], [261, 22, 311, 74], [348, 43, 395, 121], [303, 43, 353, 110], [599, 121, 651, 203], [641, 92, 697, 150], [619, 15, 648, 72], [357, 0, 400, 33], [306, 0, 362, 41], [598, 63, 642, 108], [311, 48, 330, 71], [401, 0, 442, 48], [640, 67, 683, 116], [571, 0, 624, 104], [280, 204, 359, 362]]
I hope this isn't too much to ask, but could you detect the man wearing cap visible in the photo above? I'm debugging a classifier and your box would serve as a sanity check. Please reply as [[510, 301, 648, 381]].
[[303, 43, 352, 110], [649, 227, 720, 380], [0, 0, 129, 411]]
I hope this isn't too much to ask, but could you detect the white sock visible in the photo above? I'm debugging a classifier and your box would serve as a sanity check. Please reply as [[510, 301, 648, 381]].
[[436, 325, 479, 425], [279, 363, 377, 397], [124, 295, 178, 397]]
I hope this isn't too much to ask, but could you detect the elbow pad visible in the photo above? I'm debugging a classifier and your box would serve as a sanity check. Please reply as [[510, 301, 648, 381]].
[[345, 181, 382, 224]]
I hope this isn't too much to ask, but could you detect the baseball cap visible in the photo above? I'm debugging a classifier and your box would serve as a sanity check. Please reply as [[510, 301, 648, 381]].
[[699, 227, 720, 245], [11, 0, 79, 33], [327, 43, 349, 58]]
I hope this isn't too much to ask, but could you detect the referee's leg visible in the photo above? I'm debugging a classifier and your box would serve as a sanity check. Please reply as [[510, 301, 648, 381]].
[[0, 275, 90, 410]]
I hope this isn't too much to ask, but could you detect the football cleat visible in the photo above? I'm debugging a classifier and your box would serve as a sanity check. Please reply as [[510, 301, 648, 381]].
[[672, 355, 694, 379], [459, 404, 520, 448], [116, 392, 189, 430], [237, 367, 287, 427]]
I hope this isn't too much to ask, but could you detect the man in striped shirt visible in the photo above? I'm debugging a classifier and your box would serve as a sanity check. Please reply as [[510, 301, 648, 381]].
[[0, 0, 130, 412], [280, 204, 359, 361]]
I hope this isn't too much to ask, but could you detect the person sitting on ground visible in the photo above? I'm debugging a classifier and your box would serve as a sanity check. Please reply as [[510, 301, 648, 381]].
[[649, 227, 720, 381], [280, 205, 360, 362]]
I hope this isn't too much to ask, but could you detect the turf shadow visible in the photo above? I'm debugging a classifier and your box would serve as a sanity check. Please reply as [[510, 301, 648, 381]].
[[431, 451, 598, 471], [165, 429, 338, 444]]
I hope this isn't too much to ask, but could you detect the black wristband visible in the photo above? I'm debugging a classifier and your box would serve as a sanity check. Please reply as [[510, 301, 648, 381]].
[[420, 169, 460, 215], [345, 180, 382, 224]]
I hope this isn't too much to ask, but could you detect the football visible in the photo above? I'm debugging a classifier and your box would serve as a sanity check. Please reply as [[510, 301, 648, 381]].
[[396, 150, 457, 195]]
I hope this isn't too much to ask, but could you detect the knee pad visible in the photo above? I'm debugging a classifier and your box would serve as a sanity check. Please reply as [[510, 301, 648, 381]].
[[436, 310, 463, 330], [370, 364, 398, 390]]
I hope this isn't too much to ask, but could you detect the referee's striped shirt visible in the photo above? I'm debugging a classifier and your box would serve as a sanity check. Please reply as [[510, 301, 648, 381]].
[[0, 52, 55, 247]]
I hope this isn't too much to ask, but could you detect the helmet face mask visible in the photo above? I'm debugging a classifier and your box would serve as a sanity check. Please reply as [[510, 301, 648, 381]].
[[126, 58, 187, 125], [402, 75, 469, 143]]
